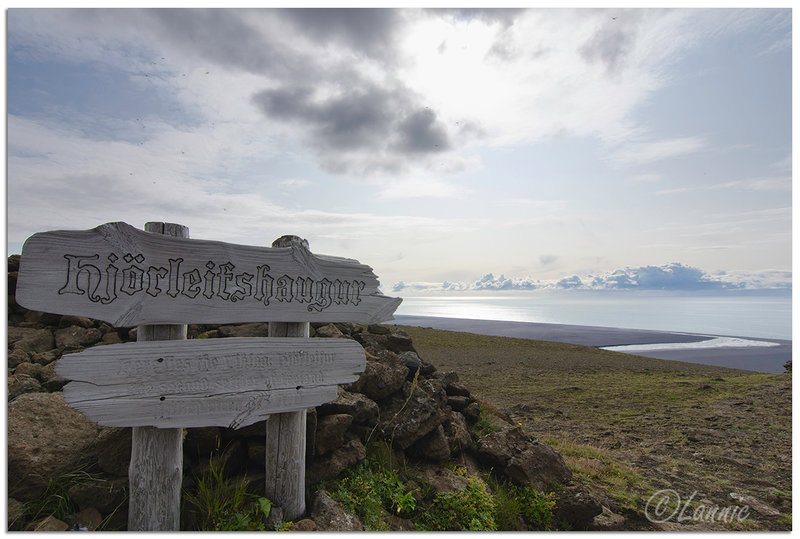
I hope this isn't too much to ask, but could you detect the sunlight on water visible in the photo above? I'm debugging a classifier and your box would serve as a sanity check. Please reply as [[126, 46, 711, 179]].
[[394, 292, 792, 340]]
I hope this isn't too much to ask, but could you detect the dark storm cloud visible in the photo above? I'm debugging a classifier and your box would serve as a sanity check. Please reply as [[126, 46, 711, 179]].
[[277, 8, 403, 59], [253, 76, 453, 174], [435, 8, 525, 27], [395, 108, 450, 154]]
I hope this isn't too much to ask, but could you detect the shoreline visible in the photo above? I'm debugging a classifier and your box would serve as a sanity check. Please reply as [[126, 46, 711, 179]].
[[391, 314, 792, 374]]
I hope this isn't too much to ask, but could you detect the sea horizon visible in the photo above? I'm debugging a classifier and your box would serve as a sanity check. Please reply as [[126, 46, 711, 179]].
[[392, 289, 792, 342]]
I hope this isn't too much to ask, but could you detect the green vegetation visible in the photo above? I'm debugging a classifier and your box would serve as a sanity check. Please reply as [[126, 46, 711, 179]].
[[181, 458, 273, 531], [322, 440, 560, 531]]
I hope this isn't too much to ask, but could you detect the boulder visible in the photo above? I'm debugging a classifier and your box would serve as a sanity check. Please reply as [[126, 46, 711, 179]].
[[70, 507, 103, 531], [291, 519, 318, 531], [442, 410, 473, 455], [462, 402, 482, 423], [445, 381, 471, 398], [367, 324, 391, 335], [315, 414, 354, 456], [422, 467, 470, 495], [7, 497, 26, 530], [54, 325, 103, 350], [8, 327, 55, 355], [31, 516, 69, 531], [8, 392, 101, 500], [40, 361, 69, 392], [30, 349, 60, 366], [334, 322, 362, 336], [398, 351, 423, 378], [477, 426, 572, 490], [347, 359, 408, 402], [8, 348, 30, 369], [317, 388, 379, 425], [381, 379, 448, 450], [554, 484, 603, 530], [447, 395, 470, 411], [13, 361, 46, 381], [311, 490, 364, 531], [387, 331, 415, 353], [307, 439, 366, 483], [407, 424, 451, 461], [314, 323, 345, 338], [8, 373, 43, 400], [96, 428, 132, 477], [58, 315, 94, 329]]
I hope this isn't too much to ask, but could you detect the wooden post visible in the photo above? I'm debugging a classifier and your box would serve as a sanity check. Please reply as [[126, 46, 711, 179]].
[[265, 235, 310, 521], [128, 222, 189, 531]]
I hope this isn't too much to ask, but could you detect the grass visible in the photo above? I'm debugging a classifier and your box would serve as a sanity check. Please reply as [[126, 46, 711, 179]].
[[181, 458, 273, 531], [395, 325, 792, 531]]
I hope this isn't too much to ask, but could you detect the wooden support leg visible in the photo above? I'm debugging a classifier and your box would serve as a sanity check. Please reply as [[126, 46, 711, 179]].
[[265, 320, 310, 521], [127, 222, 188, 531]]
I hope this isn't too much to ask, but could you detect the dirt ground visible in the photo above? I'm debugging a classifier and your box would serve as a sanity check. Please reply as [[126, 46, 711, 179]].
[[397, 325, 792, 531]]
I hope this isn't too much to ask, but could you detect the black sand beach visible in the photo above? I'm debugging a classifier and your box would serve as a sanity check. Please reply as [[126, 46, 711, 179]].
[[392, 314, 791, 373]]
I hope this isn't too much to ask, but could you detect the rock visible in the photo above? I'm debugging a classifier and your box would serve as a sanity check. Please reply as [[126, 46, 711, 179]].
[[306, 407, 317, 462], [367, 324, 391, 335], [307, 439, 367, 483], [7, 497, 26, 530], [476, 426, 572, 490], [443, 411, 473, 455], [315, 413, 354, 455], [420, 360, 437, 376], [422, 467, 469, 494], [7, 348, 30, 369], [96, 428, 132, 477], [72, 507, 103, 531], [381, 379, 447, 450], [347, 359, 408, 401], [315, 323, 345, 338], [438, 371, 459, 386], [68, 477, 128, 514], [311, 490, 364, 531], [31, 516, 69, 531], [462, 402, 482, 423], [8, 392, 101, 500], [334, 322, 362, 336], [30, 349, 60, 366], [317, 388, 379, 425], [387, 331, 415, 353], [8, 254, 20, 271], [8, 373, 43, 400], [353, 332, 390, 356], [58, 315, 94, 328], [101, 332, 124, 345], [407, 424, 451, 461], [447, 395, 470, 411], [554, 485, 603, 530], [589, 506, 626, 531], [8, 327, 55, 355], [54, 325, 103, 350], [783, 360, 791, 373], [40, 361, 69, 392], [445, 381, 471, 398], [388, 515, 416, 531], [291, 518, 318, 531], [218, 323, 269, 338], [399, 351, 423, 377], [12, 361, 46, 381]]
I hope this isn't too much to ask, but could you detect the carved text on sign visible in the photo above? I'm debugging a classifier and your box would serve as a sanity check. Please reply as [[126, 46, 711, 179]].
[[58, 253, 366, 313]]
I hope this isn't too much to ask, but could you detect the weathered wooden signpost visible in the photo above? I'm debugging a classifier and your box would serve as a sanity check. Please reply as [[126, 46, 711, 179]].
[[16, 221, 401, 530]]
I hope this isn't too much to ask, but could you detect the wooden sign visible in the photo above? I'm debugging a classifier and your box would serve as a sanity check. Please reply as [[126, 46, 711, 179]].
[[16, 221, 401, 326], [56, 337, 366, 429]]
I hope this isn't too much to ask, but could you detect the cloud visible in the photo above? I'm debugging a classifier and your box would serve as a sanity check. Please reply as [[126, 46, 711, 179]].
[[392, 263, 790, 294], [613, 136, 707, 165], [539, 254, 558, 266]]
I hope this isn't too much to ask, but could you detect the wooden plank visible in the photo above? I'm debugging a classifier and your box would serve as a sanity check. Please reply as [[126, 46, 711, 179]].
[[128, 221, 187, 532], [57, 338, 365, 429], [265, 319, 309, 521], [16, 221, 401, 326]]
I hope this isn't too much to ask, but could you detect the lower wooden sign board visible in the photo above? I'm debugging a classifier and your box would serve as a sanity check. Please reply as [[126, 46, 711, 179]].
[[56, 338, 366, 429]]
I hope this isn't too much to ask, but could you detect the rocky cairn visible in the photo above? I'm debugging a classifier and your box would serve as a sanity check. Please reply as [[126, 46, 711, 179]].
[[7, 254, 601, 531]]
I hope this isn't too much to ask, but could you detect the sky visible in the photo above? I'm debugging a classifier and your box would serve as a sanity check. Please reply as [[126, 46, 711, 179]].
[[6, 7, 793, 295]]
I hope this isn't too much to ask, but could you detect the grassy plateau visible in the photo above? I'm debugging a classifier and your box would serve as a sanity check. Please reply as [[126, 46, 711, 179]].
[[395, 325, 792, 531]]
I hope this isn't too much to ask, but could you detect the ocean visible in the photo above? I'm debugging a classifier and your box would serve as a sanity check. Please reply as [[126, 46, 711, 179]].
[[393, 291, 792, 341]]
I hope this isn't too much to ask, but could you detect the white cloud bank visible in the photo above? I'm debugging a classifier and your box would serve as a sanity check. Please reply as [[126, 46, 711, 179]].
[[392, 262, 791, 293]]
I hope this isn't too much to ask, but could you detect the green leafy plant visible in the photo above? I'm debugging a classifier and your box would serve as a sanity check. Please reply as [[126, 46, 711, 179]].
[[12, 463, 97, 530], [182, 458, 272, 531], [422, 476, 497, 531]]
